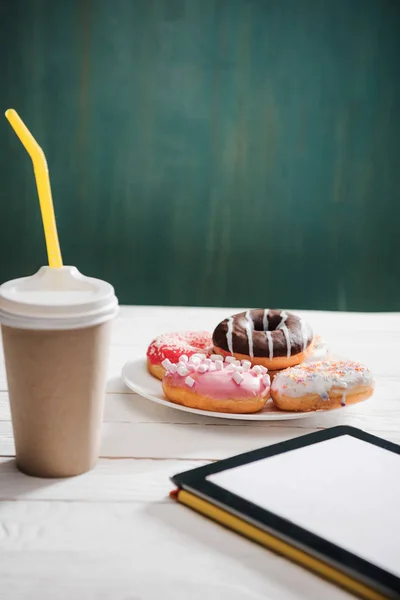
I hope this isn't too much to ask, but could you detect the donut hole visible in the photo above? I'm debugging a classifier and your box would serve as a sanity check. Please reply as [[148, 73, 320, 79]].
[[253, 312, 282, 332], [269, 312, 284, 331]]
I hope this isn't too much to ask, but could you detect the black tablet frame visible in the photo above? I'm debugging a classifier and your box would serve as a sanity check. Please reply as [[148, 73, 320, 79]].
[[171, 426, 400, 599]]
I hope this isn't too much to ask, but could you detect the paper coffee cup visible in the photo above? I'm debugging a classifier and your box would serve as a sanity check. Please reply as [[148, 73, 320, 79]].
[[0, 266, 119, 478]]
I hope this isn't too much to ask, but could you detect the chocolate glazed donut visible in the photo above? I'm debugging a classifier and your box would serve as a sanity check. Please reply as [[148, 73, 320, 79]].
[[212, 309, 313, 371]]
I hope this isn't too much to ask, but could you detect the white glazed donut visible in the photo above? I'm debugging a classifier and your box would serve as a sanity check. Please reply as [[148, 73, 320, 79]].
[[271, 360, 374, 412]]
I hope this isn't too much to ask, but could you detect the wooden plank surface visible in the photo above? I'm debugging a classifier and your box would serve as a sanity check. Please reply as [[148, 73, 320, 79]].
[[0, 458, 205, 502], [0, 501, 353, 600], [0, 306, 399, 599]]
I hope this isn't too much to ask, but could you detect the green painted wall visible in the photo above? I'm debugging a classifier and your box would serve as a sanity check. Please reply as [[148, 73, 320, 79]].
[[0, 0, 399, 310]]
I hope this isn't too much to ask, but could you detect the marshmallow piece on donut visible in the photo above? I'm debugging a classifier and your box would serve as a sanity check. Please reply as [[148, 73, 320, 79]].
[[192, 353, 206, 360], [203, 358, 212, 366], [241, 360, 251, 371], [186, 363, 196, 372], [197, 364, 209, 373], [252, 366, 262, 375], [232, 365, 244, 373], [163, 359, 178, 374], [209, 363, 217, 371], [179, 355, 189, 363], [185, 376, 195, 388], [225, 356, 236, 364], [233, 360, 241, 367], [232, 372, 244, 385], [177, 366, 190, 377], [262, 374, 270, 385], [190, 356, 201, 366], [215, 360, 223, 371], [259, 365, 268, 374], [210, 354, 222, 362]]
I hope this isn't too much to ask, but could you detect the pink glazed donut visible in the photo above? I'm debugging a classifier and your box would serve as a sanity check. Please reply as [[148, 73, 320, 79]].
[[162, 354, 271, 414]]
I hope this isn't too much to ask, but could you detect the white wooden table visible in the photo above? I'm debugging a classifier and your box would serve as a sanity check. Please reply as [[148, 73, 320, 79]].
[[0, 306, 399, 600]]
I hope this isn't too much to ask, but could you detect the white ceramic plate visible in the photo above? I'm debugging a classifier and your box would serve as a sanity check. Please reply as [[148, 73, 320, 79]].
[[121, 358, 352, 421]]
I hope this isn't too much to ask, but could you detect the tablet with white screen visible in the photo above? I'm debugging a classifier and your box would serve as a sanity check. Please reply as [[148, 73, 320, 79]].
[[171, 427, 400, 600]]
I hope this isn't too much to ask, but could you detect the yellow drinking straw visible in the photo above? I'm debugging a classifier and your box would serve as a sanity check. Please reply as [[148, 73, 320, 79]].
[[5, 109, 63, 268]]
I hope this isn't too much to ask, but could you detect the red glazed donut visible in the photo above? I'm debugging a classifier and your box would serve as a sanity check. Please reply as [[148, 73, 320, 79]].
[[213, 309, 313, 371], [146, 331, 213, 380]]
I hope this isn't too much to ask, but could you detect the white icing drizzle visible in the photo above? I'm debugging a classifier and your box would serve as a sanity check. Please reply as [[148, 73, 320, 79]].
[[226, 316, 234, 355], [300, 319, 308, 352], [278, 311, 291, 358], [266, 331, 274, 359], [263, 309, 269, 331], [341, 393, 347, 406], [245, 310, 254, 358]]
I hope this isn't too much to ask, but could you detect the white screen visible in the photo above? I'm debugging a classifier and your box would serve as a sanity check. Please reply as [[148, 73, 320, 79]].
[[207, 435, 400, 577]]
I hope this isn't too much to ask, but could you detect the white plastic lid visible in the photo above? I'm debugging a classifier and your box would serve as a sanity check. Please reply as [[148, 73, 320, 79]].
[[0, 266, 119, 330]]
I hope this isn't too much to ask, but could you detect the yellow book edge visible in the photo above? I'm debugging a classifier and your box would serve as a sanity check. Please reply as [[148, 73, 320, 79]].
[[174, 489, 387, 600]]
